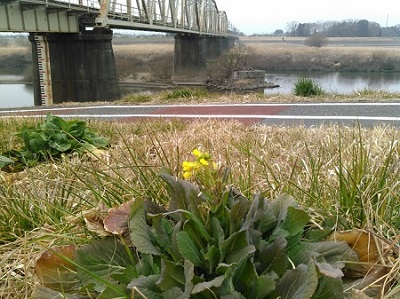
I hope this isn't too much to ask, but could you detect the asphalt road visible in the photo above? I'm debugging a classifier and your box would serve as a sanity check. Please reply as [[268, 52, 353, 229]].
[[0, 103, 399, 127]]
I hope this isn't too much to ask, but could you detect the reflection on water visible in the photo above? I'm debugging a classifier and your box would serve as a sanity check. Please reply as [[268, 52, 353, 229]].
[[0, 83, 33, 109], [0, 74, 34, 108], [1, 72, 400, 108], [265, 71, 400, 94]]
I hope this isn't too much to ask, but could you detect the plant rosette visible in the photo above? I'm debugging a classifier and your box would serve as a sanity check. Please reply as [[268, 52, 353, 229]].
[[0, 113, 109, 172], [32, 168, 365, 299]]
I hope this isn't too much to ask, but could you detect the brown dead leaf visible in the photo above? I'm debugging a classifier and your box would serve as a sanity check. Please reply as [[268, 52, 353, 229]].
[[83, 205, 110, 237], [103, 200, 133, 235], [329, 230, 379, 266], [35, 244, 79, 291], [81, 201, 135, 237], [344, 267, 389, 298], [329, 230, 392, 297]]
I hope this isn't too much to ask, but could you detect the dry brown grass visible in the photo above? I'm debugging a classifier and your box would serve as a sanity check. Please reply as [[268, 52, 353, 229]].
[[120, 89, 400, 106], [0, 47, 29, 56], [114, 43, 173, 55], [245, 43, 400, 72], [0, 117, 399, 298], [113, 44, 173, 81]]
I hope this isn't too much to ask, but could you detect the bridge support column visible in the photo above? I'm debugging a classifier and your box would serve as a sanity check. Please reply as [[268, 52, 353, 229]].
[[172, 34, 236, 84], [29, 28, 120, 106]]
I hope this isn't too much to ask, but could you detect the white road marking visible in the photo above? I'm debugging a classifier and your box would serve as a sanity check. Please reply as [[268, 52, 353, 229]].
[[1, 114, 399, 121], [1, 102, 400, 114]]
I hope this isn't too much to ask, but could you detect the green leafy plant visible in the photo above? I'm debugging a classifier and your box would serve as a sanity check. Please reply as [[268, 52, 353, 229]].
[[33, 170, 359, 298], [294, 77, 323, 96], [0, 113, 109, 171]]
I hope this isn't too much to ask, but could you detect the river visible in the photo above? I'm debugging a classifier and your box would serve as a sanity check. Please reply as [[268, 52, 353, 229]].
[[0, 74, 33, 109], [1, 72, 400, 108], [265, 71, 400, 94]]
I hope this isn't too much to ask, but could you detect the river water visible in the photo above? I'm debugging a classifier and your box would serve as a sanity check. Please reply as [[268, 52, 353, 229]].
[[1, 72, 400, 108], [265, 71, 400, 94], [0, 74, 33, 109]]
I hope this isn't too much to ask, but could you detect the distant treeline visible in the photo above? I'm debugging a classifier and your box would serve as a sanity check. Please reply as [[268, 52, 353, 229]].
[[0, 34, 30, 47], [267, 20, 400, 37]]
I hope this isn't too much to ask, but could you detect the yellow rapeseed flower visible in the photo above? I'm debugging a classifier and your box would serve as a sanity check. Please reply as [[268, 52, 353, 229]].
[[183, 171, 192, 179], [182, 161, 196, 172], [192, 148, 202, 158], [199, 158, 209, 166], [182, 148, 216, 180]]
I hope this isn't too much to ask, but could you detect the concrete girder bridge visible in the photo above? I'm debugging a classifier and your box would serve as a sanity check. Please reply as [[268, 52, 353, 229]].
[[0, 0, 238, 105]]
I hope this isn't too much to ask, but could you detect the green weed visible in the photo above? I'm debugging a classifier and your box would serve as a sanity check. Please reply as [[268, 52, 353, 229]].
[[294, 77, 324, 96]]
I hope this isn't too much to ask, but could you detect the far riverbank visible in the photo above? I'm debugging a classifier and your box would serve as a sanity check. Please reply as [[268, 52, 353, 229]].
[[1, 37, 400, 86]]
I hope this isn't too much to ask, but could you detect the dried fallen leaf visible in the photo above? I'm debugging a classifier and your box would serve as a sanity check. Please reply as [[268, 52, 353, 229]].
[[329, 230, 392, 297], [83, 205, 110, 237], [329, 230, 379, 266], [103, 200, 134, 235], [35, 244, 79, 291]]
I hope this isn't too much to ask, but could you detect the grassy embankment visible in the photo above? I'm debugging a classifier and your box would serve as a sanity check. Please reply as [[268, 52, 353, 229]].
[[0, 116, 399, 298], [242, 36, 400, 72]]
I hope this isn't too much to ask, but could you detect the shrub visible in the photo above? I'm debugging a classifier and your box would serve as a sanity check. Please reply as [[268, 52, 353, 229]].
[[304, 33, 328, 48], [294, 77, 323, 96]]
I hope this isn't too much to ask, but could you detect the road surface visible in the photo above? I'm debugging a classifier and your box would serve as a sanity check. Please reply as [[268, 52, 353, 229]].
[[0, 103, 399, 127]]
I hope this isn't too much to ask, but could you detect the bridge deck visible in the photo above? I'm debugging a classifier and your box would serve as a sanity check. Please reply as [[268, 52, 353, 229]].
[[0, 0, 237, 36]]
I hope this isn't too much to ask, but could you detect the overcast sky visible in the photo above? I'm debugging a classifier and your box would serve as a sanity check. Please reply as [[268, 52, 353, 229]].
[[215, 0, 400, 35]]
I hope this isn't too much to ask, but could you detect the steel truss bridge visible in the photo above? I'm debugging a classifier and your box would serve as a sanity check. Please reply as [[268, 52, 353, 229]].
[[0, 0, 237, 36]]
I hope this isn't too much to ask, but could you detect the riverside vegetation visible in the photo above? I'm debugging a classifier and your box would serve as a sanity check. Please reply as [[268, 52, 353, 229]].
[[0, 106, 399, 298]]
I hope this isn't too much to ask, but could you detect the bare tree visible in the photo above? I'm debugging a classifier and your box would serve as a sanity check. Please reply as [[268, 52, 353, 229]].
[[206, 44, 253, 84]]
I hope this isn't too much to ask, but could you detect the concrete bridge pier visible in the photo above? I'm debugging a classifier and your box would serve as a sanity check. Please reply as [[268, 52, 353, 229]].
[[206, 36, 236, 60], [172, 34, 236, 84], [29, 28, 120, 106]]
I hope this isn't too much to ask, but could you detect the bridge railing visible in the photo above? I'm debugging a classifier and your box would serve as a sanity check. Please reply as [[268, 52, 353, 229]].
[[18, 0, 237, 36], [107, 1, 202, 33], [36, 0, 100, 11], [98, 0, 231, 35]]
